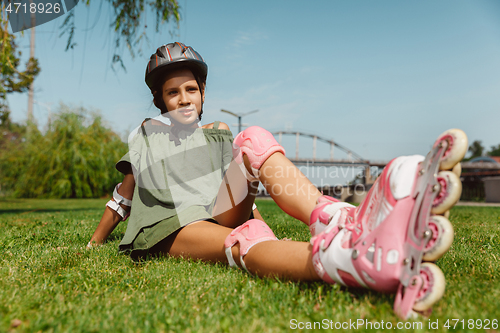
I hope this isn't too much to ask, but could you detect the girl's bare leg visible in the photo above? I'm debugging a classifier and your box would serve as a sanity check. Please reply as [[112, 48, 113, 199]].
[[249, 153, 322, 225], [154, 221, 319, 281], [212, 152, 322, 228], [212, 159, 259, 228]]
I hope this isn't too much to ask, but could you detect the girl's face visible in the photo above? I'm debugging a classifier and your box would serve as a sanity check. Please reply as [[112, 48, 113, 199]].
[[161, 68, 204, 126]]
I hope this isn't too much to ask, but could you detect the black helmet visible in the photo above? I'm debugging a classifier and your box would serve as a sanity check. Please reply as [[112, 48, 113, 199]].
[[145, 42, 208, 91]]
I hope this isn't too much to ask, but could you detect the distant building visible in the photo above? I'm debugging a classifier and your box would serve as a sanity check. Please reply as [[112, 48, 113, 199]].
[[464, 156, 500, 202], [469, 156, 500, 164]]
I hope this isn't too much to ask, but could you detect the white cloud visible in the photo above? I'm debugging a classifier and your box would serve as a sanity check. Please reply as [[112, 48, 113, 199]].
[[230, 29, 268, 49]]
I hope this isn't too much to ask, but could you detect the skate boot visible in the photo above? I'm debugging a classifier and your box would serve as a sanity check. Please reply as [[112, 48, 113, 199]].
[[309, 195, 354, 236], [310, 129, 467, 319]]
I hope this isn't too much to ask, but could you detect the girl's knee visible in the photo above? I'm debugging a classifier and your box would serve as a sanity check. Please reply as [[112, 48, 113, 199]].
[[233, 126, 285, 180]]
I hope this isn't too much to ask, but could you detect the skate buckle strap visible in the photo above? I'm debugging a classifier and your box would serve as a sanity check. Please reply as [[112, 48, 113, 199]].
[[309, 196, 354, 236], [342, 208, 360, 244], [310, 227, 341, 285], [318, 202, 352, 225], [311, 225, 341, 254], [394, 275, 424, 320]]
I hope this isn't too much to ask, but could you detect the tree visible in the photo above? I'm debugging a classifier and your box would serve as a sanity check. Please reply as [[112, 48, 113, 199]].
[[1, 11, 40, 118], [56, 0, 180, 69], [0, 109, 26, 149], [0, 104, 127, 198], [466, 140, 484, 160], [0, 0, 180, 113], [487, 144, 500, 157], [0, 1, 179, 197]]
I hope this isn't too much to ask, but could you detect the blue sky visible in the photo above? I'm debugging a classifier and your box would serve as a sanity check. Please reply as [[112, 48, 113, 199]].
[[6, 0, 500, 162]]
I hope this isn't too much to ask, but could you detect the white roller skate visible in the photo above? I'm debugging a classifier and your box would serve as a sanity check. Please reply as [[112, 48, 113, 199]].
[[310, 129, 467, 319]]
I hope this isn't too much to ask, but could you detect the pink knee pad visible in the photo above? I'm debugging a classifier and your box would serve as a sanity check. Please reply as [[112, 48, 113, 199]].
[[233, 126, 285, 180], [224, 219, 278, 272]]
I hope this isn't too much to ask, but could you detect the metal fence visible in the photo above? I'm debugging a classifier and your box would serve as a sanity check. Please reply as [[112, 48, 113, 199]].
[[460, 176, 485, 202]]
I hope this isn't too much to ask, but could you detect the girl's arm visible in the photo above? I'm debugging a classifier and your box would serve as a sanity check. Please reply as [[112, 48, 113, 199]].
[[87, 173, 135, 247]]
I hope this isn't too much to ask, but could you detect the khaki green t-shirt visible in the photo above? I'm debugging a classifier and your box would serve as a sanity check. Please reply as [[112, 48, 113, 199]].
[[116, 120, 233, 255]]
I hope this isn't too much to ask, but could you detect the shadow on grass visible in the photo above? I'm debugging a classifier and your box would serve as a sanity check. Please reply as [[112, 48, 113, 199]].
[[107, 232, 125, 242], [0, 207, 103, 215]]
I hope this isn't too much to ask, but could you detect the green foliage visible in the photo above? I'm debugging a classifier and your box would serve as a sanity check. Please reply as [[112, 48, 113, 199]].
[[0, 199, 498, 332], [465, 140, 500, 159], [466, 140, 485, 160], [0, 109, 26, 149], [0, 104, 127, 198], [1, 0, 179, 113], [60, 0, 181, 70], [0, 11, 40, 115], [487, 144, 500, 157]]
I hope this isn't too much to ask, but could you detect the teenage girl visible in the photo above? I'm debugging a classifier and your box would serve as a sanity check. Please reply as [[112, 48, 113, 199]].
[[88, 42, 466, 318], [88, 42, 325, 280]]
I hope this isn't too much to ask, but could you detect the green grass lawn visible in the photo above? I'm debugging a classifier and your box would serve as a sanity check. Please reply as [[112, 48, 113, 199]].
[[0, 199, 499, 332]]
